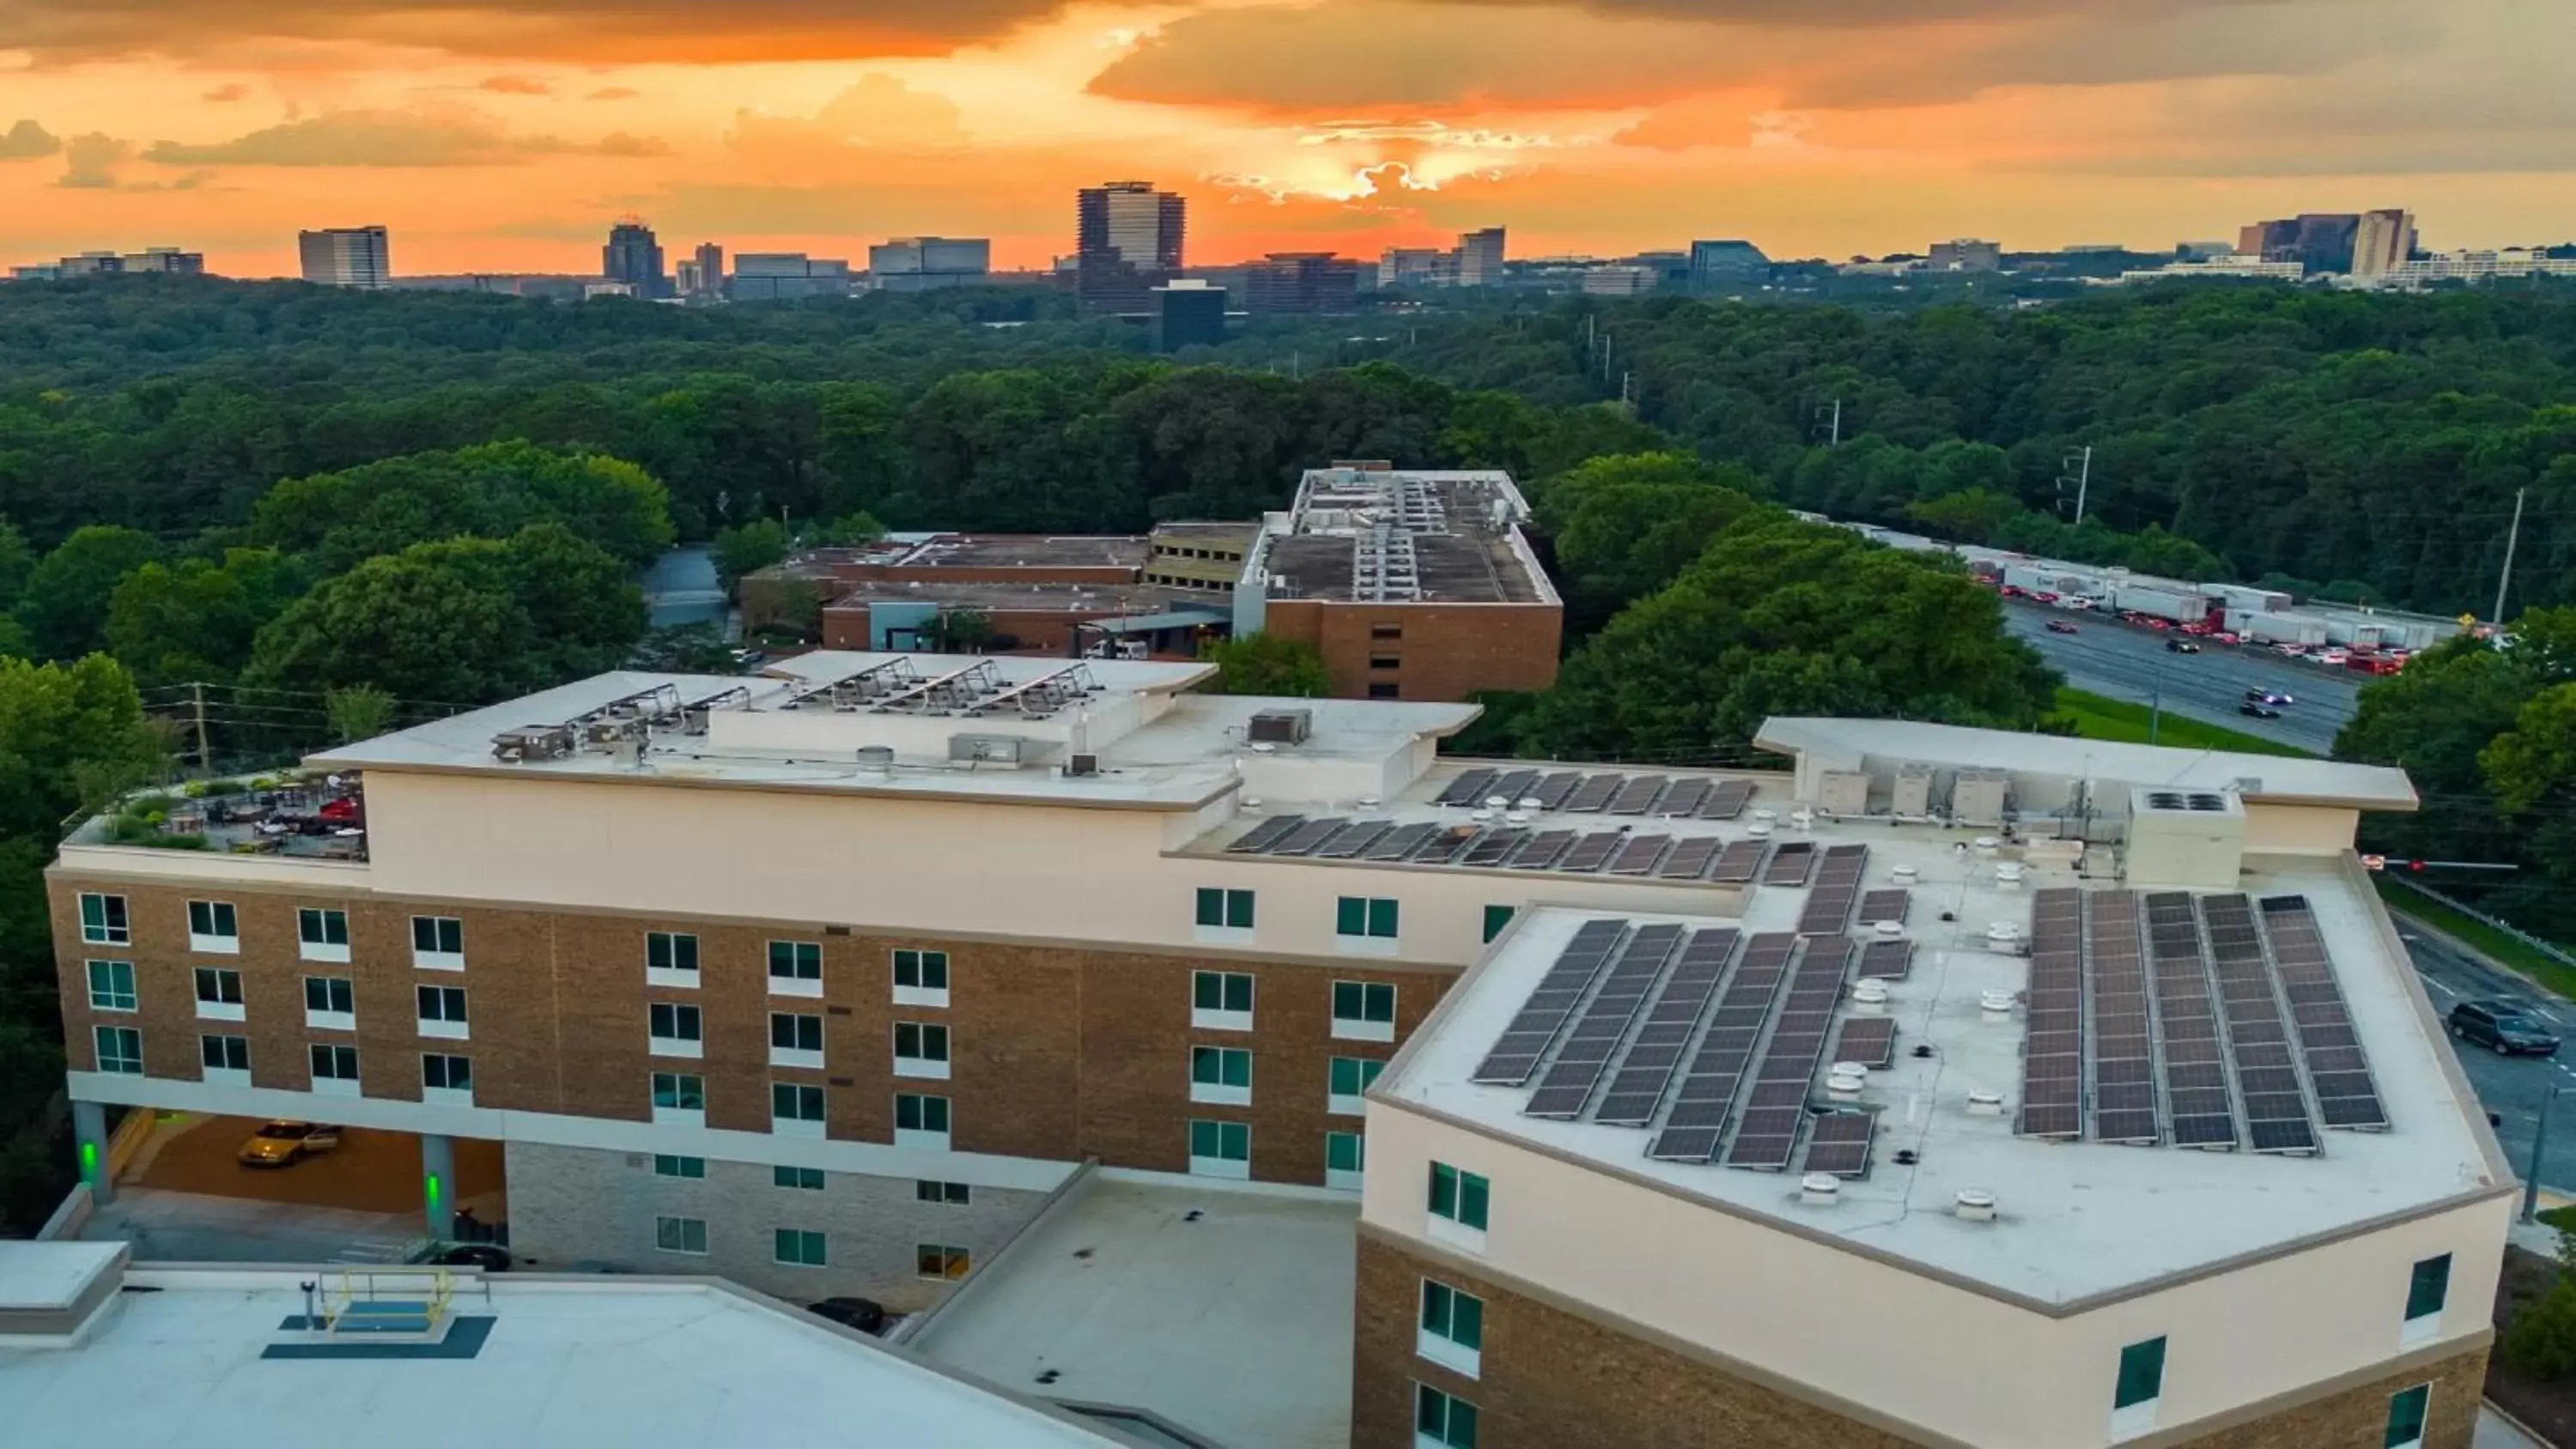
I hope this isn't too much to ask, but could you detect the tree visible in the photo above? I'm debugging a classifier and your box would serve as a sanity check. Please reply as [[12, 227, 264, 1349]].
[[17, 525, 161, 660], [926, 607, 994, 653], [805, 512, 887, 548], [0, 517, 33, 608], [324, 683, 398, 744], [713, 517, 789, 589], [1200, 634, 1328, 697], [1537, 452, 1760, 627], [104, 549, 311, 688], [250, 441, 676, 576]]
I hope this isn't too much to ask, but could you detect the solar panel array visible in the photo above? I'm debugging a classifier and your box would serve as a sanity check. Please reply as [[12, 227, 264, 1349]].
[[1801, 1110, 1877, 1178], [1470, 919, 1629, 1085], [1595, 929, 1741, 1125], [2015, 889, 2083, 1139], [1723, 942, 1852, 1169], [2196, 894, 2304, 1152], [1526, 925, 1688, 1119], [1831, 1016, 1897, 1070], [1434, 768, 1759, 820], [1763, 841, 1817, 887], [2260, 895, 2389, 1132], [1710, 840, 1770, 884], [1856, 888, 1910, 927], [1226, 811, 1777, 885], [1795, 845, 1870, 937], [2087, 893, 2158, 1143], [2143, 893, 2240, 1151], [1646, 934, 1798, 1161], [1854, 938, 1916, 980]]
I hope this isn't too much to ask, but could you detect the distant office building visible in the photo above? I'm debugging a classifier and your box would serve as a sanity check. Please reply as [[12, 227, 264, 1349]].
[[21, 247, 204, 280], [1151, 280, 1227, 351], [676, 242, 725, 300], [2176, 240, 2237, 262], [732, 253, 853, 302], [1455, 227, 1507, 286], [871, 236, 993, 293], [2238, 214, 2378, 275], [2351, 209, 2415, 281], [1241, 252, 1362, 314], [1928, 238, 2003, 272], [7, 264, 60, 282], [1580, 265, 1657, 297], [299, 226, 391, 288], [2117, 254, 2309, 285], [1688, 239, 1771, 288], [1078, 181, 1187, 314], [674, 259, 704, 296], [57, 252, 122, 278], [2293, 214, 2361, 276], [603, 219, 669, 300], [1379, 246, 1453, 288], [2239, 219, 2301, 263], [2375, 248, 2576, 288], [124, 247, 204, 275]]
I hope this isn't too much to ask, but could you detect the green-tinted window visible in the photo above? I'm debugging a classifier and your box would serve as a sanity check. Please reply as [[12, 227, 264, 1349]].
[[775, 1165, 825, 1191], [896, 1093, 951, 1133], [917, 1244, 971, 1278], [1192, 1046, 1252, 1088], [81, 893, 130, 945], [1334, 980, 1396, 1024], [304, 976, 354, 1014], [1327, 1131, 1365, 1174], [769, 940, 822, 981], [1430, 1161, 1489, 1229], [1194, 888, 1255, 929], [647, 931, 698, 972], [893, 949, 948, 989], [895, 1022, 948, 1061], [411, 916, 462, 955], [2385, 1384, 2430, 1448], [95, 1025, 143, 1074], [87, 961, 136, 1012], [1415, 1385, 1479, 1449], [656, 1216, 708, 1254], [770, 1013, 823, 1051], [652, 1072, 705, 1110], [1188, 1119, 1249, 1161], [187, 900, 237, 939], [917, 1179, 971, 1204], [1194, 970, 1254, 1014], [2114, 1337, 2166, 1410], [1330, 1057, 1383, 1097], [772, 1082, 825, 1122], [1336, 896, 1400, 938], [1482, 905, 1516, 943], [300, 908, 349, 947], [2405, 1254, 2451, 1322], [653, 1154, 705, 1179], [774, 1228, 827, 1266], [1422, 1280, 1485, 1350]]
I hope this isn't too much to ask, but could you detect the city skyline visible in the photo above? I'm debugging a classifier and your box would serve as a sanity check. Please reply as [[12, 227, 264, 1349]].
[[0, 0, 2568, 276]]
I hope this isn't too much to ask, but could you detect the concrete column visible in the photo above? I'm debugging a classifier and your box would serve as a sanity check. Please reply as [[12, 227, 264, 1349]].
[[420, 1133, 456, 1240], [71, 1100, 114, 1208]]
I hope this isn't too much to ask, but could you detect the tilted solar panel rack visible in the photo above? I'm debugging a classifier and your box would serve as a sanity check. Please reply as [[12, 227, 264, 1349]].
[[1485, 770, 1541, 805], [2086, 892, 2159, 1144], [1856, 888, 1910, 926], [1605, 834, 1674, 876], [1607, 775, 1672, 816], [1722, 940, 1853, 1169], [1645, 933, 1799, 1161], [1656, 779, 1712, 818], [1504, 830, 1577, 870], [1709, 840, 1770, 884], [1525, 924, 1689, 1119], [1561, 774, 1623, 813], [1315, 821, 1392, 859], [1700, 779, 1756, 821], [2196, 893, 2305, 1152], [1434, 770, 1498, 807], [1528, 772, 1583, 809], [2260, 894, 2388, 1132], [1558, 830, 1624, 873], [1801, 1109, 1877, 1178], [1411, 826, 1482, 866], [2144, 892, 2248, 1152], [1795, 844, 1870, 937], [1658, 836, 1722, 881], [2014, 888, 2085, 1139], [1226, 815, 1305, 854], [1460, 828, 1528, 868], [1762, 841, 1818, 888], [1831, 1016, 1897, 1070], [1595, 927, 1741, 1125], [1854, 937, 1916, 981], [1364, 822, 1439, 860], [1271, 816, 1348, 857], [1470, 919, 1631, 1085]]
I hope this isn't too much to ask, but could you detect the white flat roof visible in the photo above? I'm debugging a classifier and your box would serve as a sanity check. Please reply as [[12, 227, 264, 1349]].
[[0, 1264, 1127, 1447], [1380, 818, 2501, 1307], [910, 1175, 1358, 1449]]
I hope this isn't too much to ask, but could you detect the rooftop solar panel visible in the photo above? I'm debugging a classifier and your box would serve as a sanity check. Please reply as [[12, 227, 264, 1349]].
[[1831, 1016, 1896, 1070], [1433, 770, 1496, 808], [1504, 830, 1577, 870], [1558, 831, 1624, 873], [1270, 817, 1348, 856], [1409, 826, 1483, 866], [1856, 938, 1915, 980], [2260, 894, 2388, 1134], [1609, 775, 1671, 816], [1482, 770, 1540, 806], [1524, 924, 1686, 1119], [1315, 820, 1393, 859], [1363, 822, 1437, 860], [1710, 840, 1769, 884], [1763, 841, 1817, 888], [1657, 779, 1711, 818], [1802, 1112, 1875, 1177], [1606, 834, 1674, 876], [1529, 772, 1583, 809], [1795, 844, 1870, 937], [1225, 815, 1303, 854], [1700, 779, 1755, 821], [1856, 889, 1910, 927], [1722, 938, 1846, 1168], [1643, 932, 1794, 1161], [1563, 774, 1622, 813], [1470, 919, 1629, 1085], [1461, 828, 1528, 868], [1657, 837, 1721, 881]]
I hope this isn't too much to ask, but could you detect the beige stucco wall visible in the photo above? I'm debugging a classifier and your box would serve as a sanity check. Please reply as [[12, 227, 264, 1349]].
[[2243, 803, 2364, 856], [1360, 1104, 2506, 1448]]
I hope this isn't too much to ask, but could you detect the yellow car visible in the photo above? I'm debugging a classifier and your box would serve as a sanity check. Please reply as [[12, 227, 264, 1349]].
[[237, 1120, 342, 1167]]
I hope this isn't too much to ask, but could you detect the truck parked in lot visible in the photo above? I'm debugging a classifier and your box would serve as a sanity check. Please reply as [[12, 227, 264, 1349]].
[[2241, 611, 2331, 648], [2111, 585, 2211, 626]]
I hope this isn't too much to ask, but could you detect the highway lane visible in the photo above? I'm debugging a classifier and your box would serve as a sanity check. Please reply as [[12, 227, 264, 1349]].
[[2402, 923, 2576, 1194], [2002, 600, 2363, 754]]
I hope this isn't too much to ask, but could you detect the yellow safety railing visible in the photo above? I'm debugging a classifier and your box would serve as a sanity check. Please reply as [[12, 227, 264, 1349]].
[[321, 1267, 454, 1338]]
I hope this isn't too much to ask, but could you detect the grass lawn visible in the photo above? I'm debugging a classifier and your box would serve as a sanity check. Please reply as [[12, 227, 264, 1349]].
[[2372, 876, 2576, 1001], [2045, 688, 2317, 759]]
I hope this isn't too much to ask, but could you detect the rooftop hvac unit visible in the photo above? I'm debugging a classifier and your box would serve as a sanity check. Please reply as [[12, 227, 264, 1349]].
[[1951, 769, 2010, 827], [854, 746, 895, 772], [1892, 766, 1935, 818], [948, 734, 1029, 765], [490, 725, 575, 763], [1247, 709, 1313, 746], [1815, 769, 1869, 816]]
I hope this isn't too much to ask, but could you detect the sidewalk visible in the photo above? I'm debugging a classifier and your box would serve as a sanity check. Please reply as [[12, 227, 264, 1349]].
[[2479, 1404, 2549, 1447]]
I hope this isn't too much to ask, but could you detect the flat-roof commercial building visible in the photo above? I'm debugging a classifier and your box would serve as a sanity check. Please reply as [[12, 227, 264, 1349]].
[[1354, 718, 2504, 1449], [299, 226, 391, 288]]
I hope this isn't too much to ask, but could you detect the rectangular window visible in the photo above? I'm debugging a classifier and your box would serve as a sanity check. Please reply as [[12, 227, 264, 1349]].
[[416, 984, 469, 1040], [199, 1033, 250, 1074], [652, 1154, 705, 1179], [916, 1179, 971, 1205], [2405, 1254, 2451, 1325], [2385, 1384, 2430, 1449], [1482, 906, 1516, 944], [1370, 655, 1400, 670], [1190, 1046, 1254, 1106], [1194, 887, 1255, 930], [772, 1082, 826, 1125], [1371, 622, 1403, 641], [1192, 970, 1255, 1031], [298, 907, 350, 962], [303, 976, 355, 1017], [892, 949, 949, 1007], [410, 915, 465, 966], [1326, 1131, 1365, 1188], [1366, 682, 1400, 699], [309, 1043, 359, 1085], [775, 1165, 826, 1191], [774, 1228, 828, 1267], [896, 1093, 951, 1145], [87, 961, 137, 1013], [917, 1244, 971, 1280], [1188, 1119, 1251, 1179], [768, 940, 823, 996], [769, 1012, 825, 1069], [1335, 896, 1400, 940], [192, 967, 245, 1021], [1415, 1384, 1478, 1449], [1430, 1161, 1489, 1232], [2114, 1336, 2166, 1412], [1419, 1280, 1485, 1378], [652, 1072, 706, 1114], [656, 1216, 708, 1255], [647, 931, 700, 974], [1333, 979, 1399, 1041], [94, 1025, 143, 1075], [650, 1002, 704, 1056], [186, 900, 239, 953], [1329, 1057, 1383, 1114], [80, 893, 130, 945], [894, 1021, 951, 1080], [422, 1052, 472, 1095]]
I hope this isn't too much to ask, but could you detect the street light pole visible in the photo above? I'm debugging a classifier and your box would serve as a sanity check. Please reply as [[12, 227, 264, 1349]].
[[2524, 1085, 2573, 1223]]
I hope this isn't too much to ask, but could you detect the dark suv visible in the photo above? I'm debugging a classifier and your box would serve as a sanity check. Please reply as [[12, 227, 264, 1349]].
[[2449, 1000, 2561, 1056]]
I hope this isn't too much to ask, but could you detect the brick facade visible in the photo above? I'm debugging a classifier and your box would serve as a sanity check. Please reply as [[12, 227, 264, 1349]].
[[1261, 599, 1561, 702], [53, 876, 1453, 1190], [1352, 1232, 2485, 1449]]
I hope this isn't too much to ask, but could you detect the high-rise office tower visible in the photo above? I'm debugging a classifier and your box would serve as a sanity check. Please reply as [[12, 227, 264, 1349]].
[[2350, 209, 2415, 281], [684, 242, 725, 299], [1455, 227, 1507, 286], [604, 219, 670, 300], [1077, 182, 1187, 314], [2238, 219, 2300, 263], [2291, 214, 2361, 276], [298, 227, 392, 288], [1687, 240, 1770, 288]]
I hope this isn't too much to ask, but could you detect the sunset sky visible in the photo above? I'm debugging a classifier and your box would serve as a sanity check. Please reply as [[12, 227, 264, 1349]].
[[0, 0, 2567, 276]]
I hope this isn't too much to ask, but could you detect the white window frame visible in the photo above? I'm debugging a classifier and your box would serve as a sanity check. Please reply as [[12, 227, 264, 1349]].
[[1189, 1045, 1253, 1106], [893, 1021, 951, 1081], [421, 1052, 473, 1106], [647, 930, 701, 990], [1413, 1383, 1479, 1449], [1191, 969, 1255, 1033], [416, 983, 470, 1041], [199, 1032, 252, 1088], [303, 974, 355, 1032], [895, 1092, 951, 1150], [95, 1025, 143, 1076], [1328, 1055, 1383, 1116], [80, 893, 130, 946], [769, 940, 823, 998], [774, 1228, 828, 1268], [2385, 1383, 2432, 1449], [1417, 1279, 1485, 1379], [1188, 1118, 1250, 1180], [770, 1011, 826, 1070], [192, 966, 246, 1023], [1427, 1161, 1489, 1254], [772, 1081, 828, 1140], [892, 948, 950, 1009], [1193, 885, 1256, 946], [656, 1215, 709, 1256], [411, 915, 465, 971], [653, 1071, 706, 1128], [1326, 1130, 1365, 1191], [87, 960, 137, 1014], [309, 1042, 361, 1098], [915, 1243, 971, 1280], [652, 1154, 706, 1179], [916, 1179, 971, 1205], [1332, 979, 1398, 1043], [650, 1001, 705, 1059], [298, 906, 351, 964], [186, 900, 240, 955]]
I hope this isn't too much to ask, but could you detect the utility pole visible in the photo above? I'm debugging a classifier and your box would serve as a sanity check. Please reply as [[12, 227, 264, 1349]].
[[2058, 446, 2094, 524], [191, 681, 211, 776], [2524, 1085, 2571, 1222], [2494, 486, 2527, 625], [1814, 399, 1843, 446], [2148, 680, 2161, 746]]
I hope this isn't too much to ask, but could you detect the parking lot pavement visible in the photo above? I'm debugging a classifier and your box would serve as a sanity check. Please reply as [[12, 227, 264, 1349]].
[[82, 1187, 422, 1264], [131, 1113, 502, 1216]]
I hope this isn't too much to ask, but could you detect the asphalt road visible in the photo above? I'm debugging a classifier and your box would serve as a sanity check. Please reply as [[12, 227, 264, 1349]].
[[2002, 601, 2364, 754], [2400, 925, 2576, 1197]]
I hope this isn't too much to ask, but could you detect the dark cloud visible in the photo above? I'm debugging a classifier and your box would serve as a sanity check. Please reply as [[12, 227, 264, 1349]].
[[0, 118, 61, 159], [139, 111, 669, 167]]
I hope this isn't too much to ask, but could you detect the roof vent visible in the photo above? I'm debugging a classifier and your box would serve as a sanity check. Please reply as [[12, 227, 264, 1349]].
[[1965, 1088, 2006, 1117], [1873, 919, 1905, 937], [2187, 792, 2229, 812], [1241, 797, 1263, 810], [1250, 742, 1278, 755], [1799, 1173, 1841, 1207], [1892, 864, 1919, 884], [1358, 796, 1382, 809], [855, 745, 895, 772], [1747, 822, 1773, 839], [1504, 811, 1530, 826], [1484, 795, 1510, 811], [1954, 1188, 1999, 1222], [1984, 920, 2020, 947], [1978, 990, 2016, 1022], [1516, 796, 1543, 812], [1470, 808, 1493, 823], [1995, 862, 2026, 888], [1851, 979, 1891, 1015], [2147, 791, 2187, 810], [1826, 1066, 1867, 1101], [1247, 708, 1312, 746]]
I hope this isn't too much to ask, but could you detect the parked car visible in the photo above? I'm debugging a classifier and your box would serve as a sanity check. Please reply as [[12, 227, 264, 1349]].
[[438, 1244, 514, 1272], [2245, 688, 2294, 706], [2212, 631, 2241, 646], [2448, 1000, 2561, 1057], [2165, 639, 2201, 653], [238, 1120, 342, 1167], [2046, 620, 2080, 635], [808, 1297, 889, 1334], [2314, 649, 2351, 666], [2239, 702, 2281, 719]]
